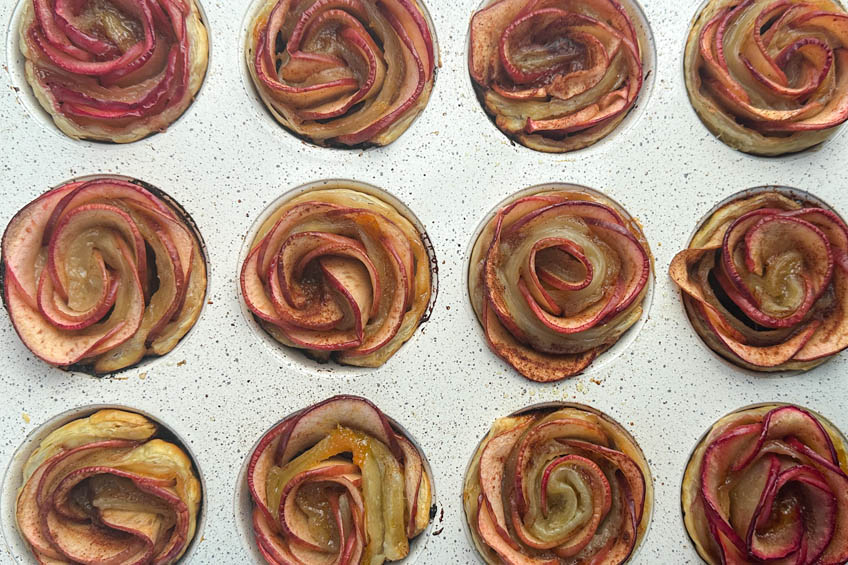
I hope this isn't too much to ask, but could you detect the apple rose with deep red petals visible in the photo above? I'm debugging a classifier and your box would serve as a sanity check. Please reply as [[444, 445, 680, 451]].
[[15, 409, 202, 565], [469, 188, 651, 382], [247, 395, 433, 565], [669, 190, 848, 372], [240, 186, 433, 367], [19, 0, 209, 143], [468, 0, 645, 153], [246, 0, 437, 148], [1, 176, 207, 373], [463, 405, 652, 565], [685, 0, 848, 156], [682, 404, 848, 565]]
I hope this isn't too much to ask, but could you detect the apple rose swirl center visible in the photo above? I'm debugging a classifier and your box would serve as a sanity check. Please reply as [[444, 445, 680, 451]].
[[690, 0, 848, 139], [469, 0, 644, 151], [22, 0, 203, 127], [464, 408, 650, 564], [669, 192, 848, 370], [475, 194, 650, 381], [15, 410, 202, 565], [241, 200, 424, 362], [684, 406, 848, 564], [247, 396, 432, 565], [249, 0, 436, 146], [2, 178, 206, 372]]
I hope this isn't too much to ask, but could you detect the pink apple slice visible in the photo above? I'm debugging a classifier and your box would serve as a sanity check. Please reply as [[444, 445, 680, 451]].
[[476, 496, 558, 565], [478, 417, 534, 550], [277, 395, 403, 464]]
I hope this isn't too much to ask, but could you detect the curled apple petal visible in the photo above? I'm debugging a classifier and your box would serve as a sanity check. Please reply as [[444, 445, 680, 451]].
[[246, 0, 437, 147], [464, 405, 652, 565], [468, 0, 645, 153], [669, 190, 848, 372], [18, 0, 208, 142], [470, 188, 651, 382], [247, 395, 433, 565], [240, 185, 433, 368], [685, 0, 848, 155], [1, 176, 207, 373], [682, 404, 848, 565], [14, 409, 202, 565]]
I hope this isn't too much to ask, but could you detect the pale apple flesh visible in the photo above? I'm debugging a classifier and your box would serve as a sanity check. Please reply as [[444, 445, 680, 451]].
[[247, 0, 436, 147], [247, 395, 432, 565], [14, 410, 202, 565], [684, 0, 848, 155], [468, 0, 644, 153], [1, 177, 207, 373], [669, 191, 848, 372], [469, 190, 651, 382], [463, 406, 651, 565], [240, 187, 432, 368], [682, 405, 848, 565], [19, 0, 209, 142]]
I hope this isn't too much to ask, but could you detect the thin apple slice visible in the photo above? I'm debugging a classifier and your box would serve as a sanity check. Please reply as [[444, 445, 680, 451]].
[[248, 396, 430, 565], [15, 410, 200, 565], [278, 396, 403, 464], [248, 0, 434, 146], [6, 238, 145, 366], [477, 496, 558, 565], [478, 417, 534, 550], [2, 181, 79, 304], [278, 463, 361, 550]]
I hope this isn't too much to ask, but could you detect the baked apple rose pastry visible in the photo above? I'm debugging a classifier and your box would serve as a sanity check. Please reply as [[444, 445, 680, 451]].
[[240, 185, 433, 367], [15, 409, 202, 565], [247, 395, 433, 565], [469, 188, 651, 382], [685, 0, 848, 156], [18, 0, 209, 143], [669, 190, 848, 372], [682, 404, 848, 565], [2, 176, 207, 373], [468, 0, 646, 153], [246, 0, 437, 147], [463, 404, 652, 565]]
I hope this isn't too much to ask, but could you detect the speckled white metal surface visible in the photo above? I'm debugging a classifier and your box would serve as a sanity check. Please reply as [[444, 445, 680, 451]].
[[1, 0, 847, 563]]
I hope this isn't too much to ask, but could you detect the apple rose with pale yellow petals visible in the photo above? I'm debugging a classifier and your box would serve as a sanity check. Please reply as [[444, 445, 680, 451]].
[[19, 0, 209, 143], [1, 176, 207, 373], [247, 395, 433, 565], [669, 190, 848, 372], [469, 189, 651, 382], [246, 0, 437, 147], [685, 0, 848, 156], [463, 405, 652, 565], [15, 409, 202, 565], [682, 404, 848, 565], [240, 185, 433, 367], [468, 0, 645, 153]]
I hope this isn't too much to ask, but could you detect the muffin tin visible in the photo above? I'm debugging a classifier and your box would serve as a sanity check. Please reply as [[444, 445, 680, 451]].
[[1, 0, 847, 563]]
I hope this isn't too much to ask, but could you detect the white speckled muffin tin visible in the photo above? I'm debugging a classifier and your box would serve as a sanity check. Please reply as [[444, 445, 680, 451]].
[[1, 0, 847, 563]]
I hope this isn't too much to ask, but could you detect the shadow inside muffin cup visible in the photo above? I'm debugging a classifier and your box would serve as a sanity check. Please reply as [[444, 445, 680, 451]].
[[460, 401, 654, 565], [0, 174, 210, 379], [462, 0, 657, 156], [5, 0, 213, 146], [236, 179, 439, 377], [238, 0, 440, 151], [675, 185, 847, 377], [233, 405, 438, 564], [678, 402, 848, 564], [464, 182, 656, 380], [1, 404, 208, 564]]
